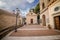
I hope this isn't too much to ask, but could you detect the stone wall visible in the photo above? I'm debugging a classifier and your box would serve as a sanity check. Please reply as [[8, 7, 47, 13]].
[[0, 9, 20, 30]]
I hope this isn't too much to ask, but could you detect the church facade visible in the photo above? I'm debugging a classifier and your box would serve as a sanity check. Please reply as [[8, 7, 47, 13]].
[[40, 0, 60, 30], [26, 10, 37, 25]]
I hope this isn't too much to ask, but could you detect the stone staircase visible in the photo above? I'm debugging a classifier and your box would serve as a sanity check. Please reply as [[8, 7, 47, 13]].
[[1, 25, 60, 40]]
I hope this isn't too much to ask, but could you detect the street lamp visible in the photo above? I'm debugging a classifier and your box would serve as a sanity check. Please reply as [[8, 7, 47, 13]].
[[13, 8, 20, 32]]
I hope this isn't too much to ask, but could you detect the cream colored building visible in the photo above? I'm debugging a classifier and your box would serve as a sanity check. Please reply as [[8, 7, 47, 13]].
[[26, 10, 37, 25], [0, 9, 22, 30], [40, 0, 60, 30]]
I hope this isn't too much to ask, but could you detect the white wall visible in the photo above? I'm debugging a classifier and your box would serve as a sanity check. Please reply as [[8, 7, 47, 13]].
[[48, 1, 60, 29], [40, 9, 49, 27]]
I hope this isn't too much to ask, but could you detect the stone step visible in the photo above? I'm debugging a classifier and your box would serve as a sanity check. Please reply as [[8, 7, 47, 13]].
[[2, 35, 60, 40], [18, 28, 48, 30], [1, 25, 60, 40]]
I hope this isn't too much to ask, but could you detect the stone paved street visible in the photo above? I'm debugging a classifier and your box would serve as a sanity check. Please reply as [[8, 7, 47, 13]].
[[1, 25, 60, 40]]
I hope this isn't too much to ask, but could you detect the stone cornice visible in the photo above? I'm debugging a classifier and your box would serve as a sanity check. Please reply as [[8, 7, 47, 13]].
[[52, 12, 60, 16]]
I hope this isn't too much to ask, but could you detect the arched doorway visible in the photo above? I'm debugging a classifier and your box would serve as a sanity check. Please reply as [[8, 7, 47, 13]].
[[19, 20, 21, 24], [42, 15, 46, 26], [31, 19, 33, 24], [54, 16, 60, 30]]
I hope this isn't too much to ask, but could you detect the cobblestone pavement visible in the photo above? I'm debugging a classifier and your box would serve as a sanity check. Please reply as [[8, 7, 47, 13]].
[[1, 25, 60, 40]]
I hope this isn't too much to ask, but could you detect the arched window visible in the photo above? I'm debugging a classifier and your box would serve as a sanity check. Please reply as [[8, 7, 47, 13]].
[[42, 3, 45, 9], [48, 0, 50, 2]]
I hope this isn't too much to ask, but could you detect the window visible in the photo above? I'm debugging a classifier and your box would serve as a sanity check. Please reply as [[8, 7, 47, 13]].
[[54, 7, 60, 11], [48, 0, 50, 2], [42, 3, 45, 9]]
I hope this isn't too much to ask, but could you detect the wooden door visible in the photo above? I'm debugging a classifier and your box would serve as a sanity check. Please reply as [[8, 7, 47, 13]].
[[54, 16, 60, 30], [31, 19, 33, 24]]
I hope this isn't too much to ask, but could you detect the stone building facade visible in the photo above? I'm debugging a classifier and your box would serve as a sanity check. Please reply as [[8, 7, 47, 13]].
[[40, 0, 60, 30], [26, 10, 37, 25], [0, 9, 22, 30]]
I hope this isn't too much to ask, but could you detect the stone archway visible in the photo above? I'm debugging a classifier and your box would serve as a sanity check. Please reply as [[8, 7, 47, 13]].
[[42, 15, 46, 26]]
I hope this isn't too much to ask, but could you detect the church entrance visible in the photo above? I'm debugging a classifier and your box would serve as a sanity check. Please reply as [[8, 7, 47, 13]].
[[54, 16, 60, 30], [31, 19, 33, 24]]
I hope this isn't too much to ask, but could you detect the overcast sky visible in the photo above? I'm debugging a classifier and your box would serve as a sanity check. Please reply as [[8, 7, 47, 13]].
[[0, 0, 39, 16]]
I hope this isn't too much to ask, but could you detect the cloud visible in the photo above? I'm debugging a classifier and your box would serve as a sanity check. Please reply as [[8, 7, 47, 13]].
[[0, 0, 35, 10], [21, 8, 29, 17], [0, 0, 38, 16], [26, 0, 34, 3], [0, 1, 6, 7]]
